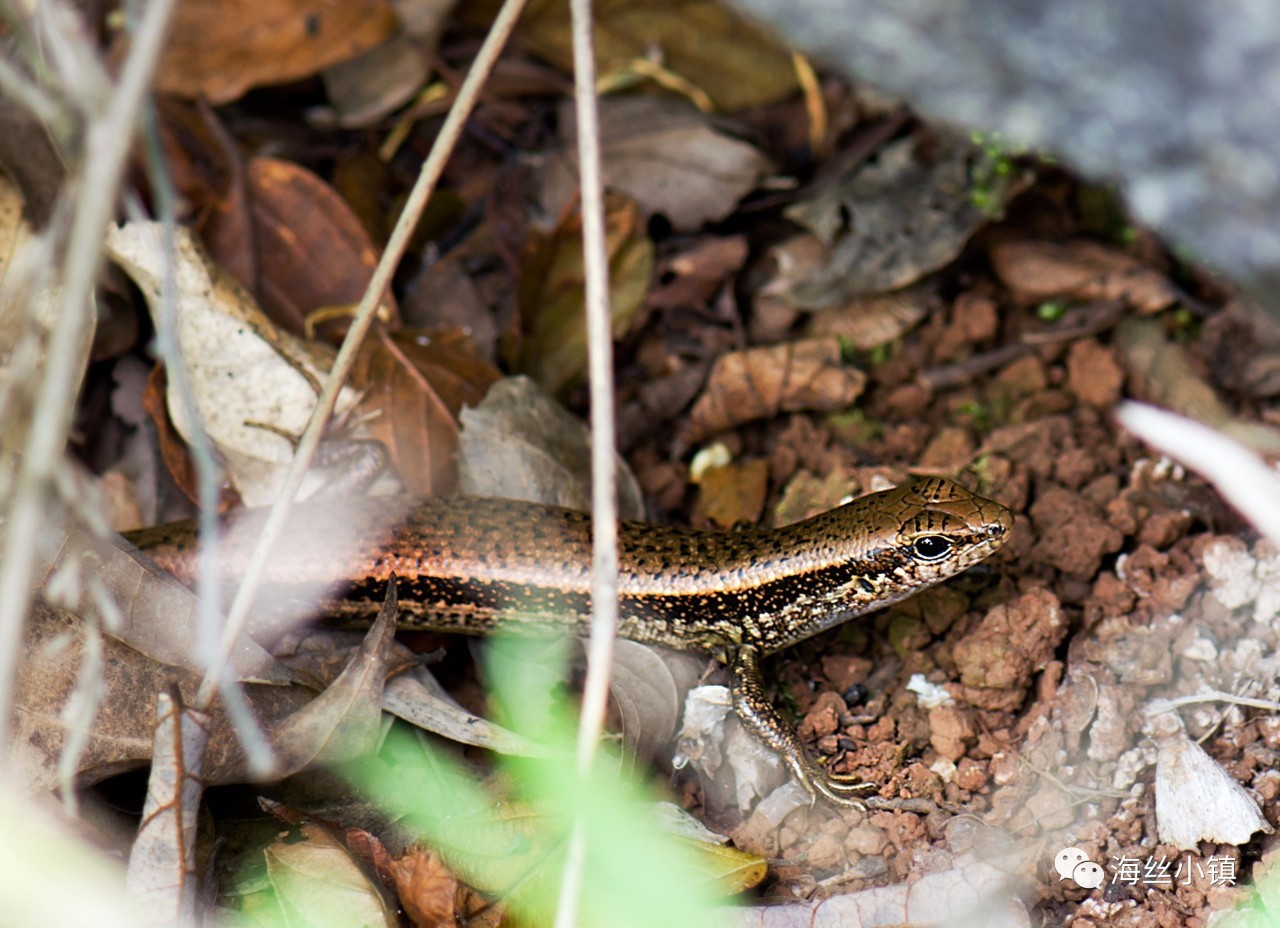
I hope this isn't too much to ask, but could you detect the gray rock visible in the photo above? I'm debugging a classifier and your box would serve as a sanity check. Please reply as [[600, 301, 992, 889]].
[[728, 0, 1280, 311]]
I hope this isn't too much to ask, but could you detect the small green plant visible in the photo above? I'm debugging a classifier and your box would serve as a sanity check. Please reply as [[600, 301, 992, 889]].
[[345, 633, 723, 928], [1036, 300, 1067, 322], [969, 130, 1028, 217]]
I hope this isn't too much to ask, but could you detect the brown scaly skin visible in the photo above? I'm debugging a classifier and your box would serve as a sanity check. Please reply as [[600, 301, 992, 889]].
[[126, 477, 1013, 806]]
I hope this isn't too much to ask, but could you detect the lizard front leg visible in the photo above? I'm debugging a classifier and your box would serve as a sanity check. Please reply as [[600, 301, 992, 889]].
[[729, 644, 874, 808]]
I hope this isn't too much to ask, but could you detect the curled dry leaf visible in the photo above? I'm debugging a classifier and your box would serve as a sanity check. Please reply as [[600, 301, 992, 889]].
[[678, 337, 867, 446], [989, 238, 1182, 314], [233, 157, 400, 336], [10, 594, 392, 791], [149, 0, 398, 104], [469, 0, 799, 112], [263, 589, 397, 774], [458, 376, 645, 518], [386, 848, 468, 928], [805, 284, 934, 350], [544, 96, 770, 232], [350, 328, 501, 496], [140, 364, 209, 508], [515, 193, 654, 396], [786, 133, 1021, 305], [105, 222, 360, 506], [125, 690, 207, 924]]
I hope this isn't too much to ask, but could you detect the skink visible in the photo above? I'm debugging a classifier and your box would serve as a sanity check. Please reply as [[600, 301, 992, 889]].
[[127, 476, 1013, 806]]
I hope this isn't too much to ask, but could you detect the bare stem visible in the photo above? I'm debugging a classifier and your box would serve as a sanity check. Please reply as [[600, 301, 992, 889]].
[[195, 0, 531, 711], [0, 0, 177, 761], [555, 0, 619, 922]]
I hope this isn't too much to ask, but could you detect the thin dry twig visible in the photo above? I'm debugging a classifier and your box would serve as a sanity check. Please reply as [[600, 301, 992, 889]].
[[555, 0, 619, 921], [194, 0, 532, 716], [0, 0, 178, 763]]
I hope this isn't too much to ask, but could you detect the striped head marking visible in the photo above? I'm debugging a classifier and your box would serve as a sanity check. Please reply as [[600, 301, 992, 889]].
[[888, 477, 1014, 584]]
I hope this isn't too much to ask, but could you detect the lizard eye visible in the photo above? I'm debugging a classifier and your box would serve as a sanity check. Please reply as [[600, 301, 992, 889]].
[[911, 535, 953, 562]]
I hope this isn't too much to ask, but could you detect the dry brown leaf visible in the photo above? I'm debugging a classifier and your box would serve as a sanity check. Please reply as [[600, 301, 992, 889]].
[[543, 97, 770, 232], [125, 690, 207, 924], [322, 29, 432, 128], [350, 328, 500, 496], [786, 133, 1022, 304], [387, 848, 463, 928], [691, 458, 769, 529], [46, 523, 287, 681], [149, 0, 398, 104], [989, 239, 1182, 313], [106, 222, 360, 506], [239, 157, 400, 336], [157, 99, 255, 288], [648, 235, 749, 312], [678, 337, 867, 446], [805, 284, 935, 350], [11, 591, 393, 791], [264, 590, 396, 774], [610, 641, 705, 763], [515, 194, 654, 396], [467, 0, 797, 111], [772, 467, 861, 527], [10, 600, 306, 791], [140, 363, 213, 509]]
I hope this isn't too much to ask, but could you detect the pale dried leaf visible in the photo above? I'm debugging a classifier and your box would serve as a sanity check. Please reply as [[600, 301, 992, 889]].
[[543, 96, 770, 231], [105, 222, 359, 505], [1149, 709, 1273, 851], [125, 692, 208, 924], [263, 824, 397, 927], [678, 338, 866, 446], [459, 376, 645, 519], [382, 669, 541, 756]]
